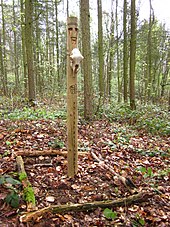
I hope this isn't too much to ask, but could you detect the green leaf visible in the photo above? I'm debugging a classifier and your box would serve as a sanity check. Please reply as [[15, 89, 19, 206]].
[[5, 191, 20, 208], [6, 141, 11, 146], [0, 176, 5, 185], [139, 218, 145, 226], [103, 208, 117, 220], [5, 176, 21, 185], [147, 167, 153, 177], [139, 167, 146, 173]]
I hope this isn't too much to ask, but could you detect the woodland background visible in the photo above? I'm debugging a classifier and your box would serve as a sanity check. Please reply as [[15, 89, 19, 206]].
[[0, 0, 170, 226], [0, 0, 170, 114]]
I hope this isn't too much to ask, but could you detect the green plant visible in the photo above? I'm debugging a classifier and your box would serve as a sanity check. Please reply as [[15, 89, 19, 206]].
[[5, 191, 20, 208], [0, 174, 21, 208], [132, 214, 145, 226], [0, 175, 21, 186], [51, 139, 65, 149], [137, 166, 154, 178], [103, 208, 117, 220]]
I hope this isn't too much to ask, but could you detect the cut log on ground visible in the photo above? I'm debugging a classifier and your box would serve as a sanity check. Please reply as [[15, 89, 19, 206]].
[[19, 190, 154, 223], [16, 156, 37, 212], [14, 149, 88, 157]]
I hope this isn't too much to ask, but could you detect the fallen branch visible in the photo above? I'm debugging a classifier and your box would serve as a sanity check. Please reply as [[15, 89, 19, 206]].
[[20, 190, 153, 223], [14, 149, 87, 157], [91, 151, 137, 193], [16, 156, 37, 212]]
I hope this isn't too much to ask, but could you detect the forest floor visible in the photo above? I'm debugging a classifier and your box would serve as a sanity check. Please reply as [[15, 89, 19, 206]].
[[0, 118, 169, 226]]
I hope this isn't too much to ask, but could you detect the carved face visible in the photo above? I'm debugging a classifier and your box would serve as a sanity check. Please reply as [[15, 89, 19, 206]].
[[68, 24, 78, 47]]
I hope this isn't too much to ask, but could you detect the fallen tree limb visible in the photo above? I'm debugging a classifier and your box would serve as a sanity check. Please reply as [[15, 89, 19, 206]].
[[16, 156, 37, 212], [14, 149, 88, 157], [91, 151, 137, 193], [19, 190, 154, 223]]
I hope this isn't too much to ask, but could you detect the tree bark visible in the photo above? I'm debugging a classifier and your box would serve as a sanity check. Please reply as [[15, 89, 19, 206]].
[[97, 0, 104, 106], [13, 0, 20, 93], [1, 0, 8, 95], [80, 0, 93, 120], [123, 0, 128, 103], [25, 0, 36, 102], [129, 0, 136, 110], [20, 0, 27, 97]]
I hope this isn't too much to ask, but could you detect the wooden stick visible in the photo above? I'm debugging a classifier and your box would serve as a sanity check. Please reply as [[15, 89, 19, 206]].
[[19, 190, 153, 223], [16, 156, 37, 212], [14, 149, 88, 157]]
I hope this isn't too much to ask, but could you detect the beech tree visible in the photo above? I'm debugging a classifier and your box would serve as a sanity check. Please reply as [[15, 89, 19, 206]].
[[1, 0, 8, 95], [25, 0, 36, 102], [97, 0, 104, 106], [129, 0, 136, 110], [80, 0, 93, 120], [123, 0, 128, 103]]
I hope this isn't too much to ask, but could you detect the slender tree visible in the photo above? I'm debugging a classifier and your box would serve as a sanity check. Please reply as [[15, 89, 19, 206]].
[[55, 0, 60, 88], [106, 0, 114, 101], [146, 0, 154, 101], [129, 0, 136, 110], [0, 30, 6, 95], [97, 0, 104, 105], [13, 0, 20, 92], [20, 0, 27, 97], [123, 0, 128, 102], [1, 0, 8, 95], [116, 0, 121, 102], [80, 0, 93, 120], [25, 0, 36, 102]]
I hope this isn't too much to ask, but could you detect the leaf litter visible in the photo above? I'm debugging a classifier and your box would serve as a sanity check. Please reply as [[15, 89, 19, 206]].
[[0, 118, 169, 226]]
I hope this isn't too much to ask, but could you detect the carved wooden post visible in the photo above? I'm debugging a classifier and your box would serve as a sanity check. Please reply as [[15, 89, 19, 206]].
[[67, 17, 83, 177]]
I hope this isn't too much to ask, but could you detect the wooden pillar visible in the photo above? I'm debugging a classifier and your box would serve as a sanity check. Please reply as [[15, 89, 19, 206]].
[[67, 17, 78, 177]]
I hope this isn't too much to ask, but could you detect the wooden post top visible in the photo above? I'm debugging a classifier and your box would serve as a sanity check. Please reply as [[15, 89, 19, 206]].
[[67, 17, 78, 49]]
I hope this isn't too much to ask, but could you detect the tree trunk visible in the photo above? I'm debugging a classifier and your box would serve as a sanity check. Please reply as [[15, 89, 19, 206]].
[[20, 0, 27, 97], [25, 0, 36, 102], [146, 0, 154, 101], [123, 0, 128, 103], [55, 0, 60, 90], [97, 0, 104, 106], [1, 0, 8, 96], [13, 0, 20, 93], [0, 30, 7, 95], [116, 0, 121, 103], [107, 0, 114, 101], [129, 0, 136, 110], [80, 0, 93, 120]]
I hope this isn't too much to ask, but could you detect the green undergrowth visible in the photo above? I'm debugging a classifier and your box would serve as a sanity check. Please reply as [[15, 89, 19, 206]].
[[0, 106, 66, 120], [0, 96, 66, 120], [0, 97, 169, 135], [104, 103, 170, 136]]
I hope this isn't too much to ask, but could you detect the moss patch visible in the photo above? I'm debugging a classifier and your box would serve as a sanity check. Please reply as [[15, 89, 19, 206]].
[[23, 186, 36, 205], [19, 172, 27, 181]]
